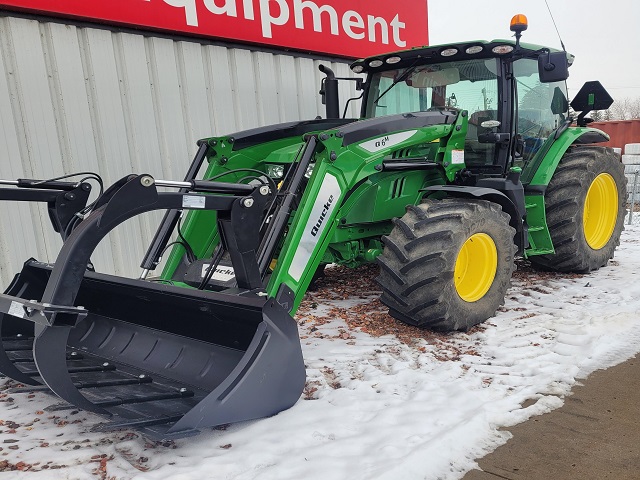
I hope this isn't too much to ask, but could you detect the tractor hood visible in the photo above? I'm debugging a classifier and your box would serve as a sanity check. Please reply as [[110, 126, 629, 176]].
[[336, 110, 459, 147]]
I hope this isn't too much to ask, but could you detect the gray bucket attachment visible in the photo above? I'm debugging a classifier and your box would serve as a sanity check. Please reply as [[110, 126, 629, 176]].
[[0, 261, 305, 439], [0, 173, 306, 439]]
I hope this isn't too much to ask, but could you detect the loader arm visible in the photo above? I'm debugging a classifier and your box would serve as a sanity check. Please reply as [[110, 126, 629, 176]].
[[266, 110, 468, 314]]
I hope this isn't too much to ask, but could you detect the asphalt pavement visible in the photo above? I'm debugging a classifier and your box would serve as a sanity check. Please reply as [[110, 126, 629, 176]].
[[463, 355, 640, 480]]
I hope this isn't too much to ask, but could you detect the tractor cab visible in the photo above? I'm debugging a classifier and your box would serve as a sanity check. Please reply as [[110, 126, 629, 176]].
[[351, 38, 571, 177]]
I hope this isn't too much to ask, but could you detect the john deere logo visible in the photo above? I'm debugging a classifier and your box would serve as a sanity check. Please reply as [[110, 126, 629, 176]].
[[311, 195, 334, 236]]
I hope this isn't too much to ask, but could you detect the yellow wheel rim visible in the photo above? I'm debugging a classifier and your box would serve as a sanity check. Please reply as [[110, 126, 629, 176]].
[[583, 173, 618, 250], [454, 233, 498, 302]]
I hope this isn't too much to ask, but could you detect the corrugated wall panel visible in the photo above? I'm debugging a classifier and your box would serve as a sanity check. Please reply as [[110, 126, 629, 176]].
[[4, 18, 65, 267], [590, 120, 640, 152], [204, 45, 238, 135], [0, 23, 39, 284], [0, 15, 361, 285], [80, 27, 149, 275], [146, 36, 192, 180], [276, 55, 303, 121], [45, 23, 116, 272], [254, 51, 281, 126]]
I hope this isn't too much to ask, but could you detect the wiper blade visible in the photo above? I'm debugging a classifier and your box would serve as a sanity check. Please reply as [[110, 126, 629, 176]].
[[373, 61, 421, 105]]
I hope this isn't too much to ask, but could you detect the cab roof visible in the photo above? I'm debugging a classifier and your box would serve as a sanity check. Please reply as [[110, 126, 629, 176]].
[[350, 39, 573, 74]]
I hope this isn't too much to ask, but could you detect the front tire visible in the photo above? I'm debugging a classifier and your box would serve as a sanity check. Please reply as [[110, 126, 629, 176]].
[[529, 146, 626, 272], [376, 199, 516, 331]]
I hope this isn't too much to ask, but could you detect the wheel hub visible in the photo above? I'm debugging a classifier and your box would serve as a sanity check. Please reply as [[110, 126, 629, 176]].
[[454, 233, 498, 302], [583, 173, 618, 250]]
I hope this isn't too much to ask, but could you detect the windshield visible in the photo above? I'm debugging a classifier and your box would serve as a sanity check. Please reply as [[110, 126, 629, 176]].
[[364, 58, 500, 119]]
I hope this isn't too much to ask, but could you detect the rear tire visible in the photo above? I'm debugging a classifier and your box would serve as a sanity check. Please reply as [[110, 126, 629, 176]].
[[376, 199, 516, 331], [529, 146, 626, 273]]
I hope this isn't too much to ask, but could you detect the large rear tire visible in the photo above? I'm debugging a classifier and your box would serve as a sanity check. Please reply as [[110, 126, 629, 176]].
[[376, 199, 516, 331], [529, 146, 626, 273]]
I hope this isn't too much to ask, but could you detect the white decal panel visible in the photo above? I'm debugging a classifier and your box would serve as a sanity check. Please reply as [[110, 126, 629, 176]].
[[182, 195, 206, 209], [201, 265, 235, 283], [289, 174, 341, 282], [8, 301, 25, 319], [359, 130, 418, 153], [451, 149, 465, 165]]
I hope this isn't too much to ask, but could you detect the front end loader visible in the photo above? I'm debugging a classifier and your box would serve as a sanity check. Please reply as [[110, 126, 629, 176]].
[[0, 15, 626, 438]]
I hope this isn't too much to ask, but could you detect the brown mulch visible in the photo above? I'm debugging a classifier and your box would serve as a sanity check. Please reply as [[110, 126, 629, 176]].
[[297, 264, 482, 349], [626, 203, 640, 212], [296, 259, 588, 350], [511, 259, 582, 283]]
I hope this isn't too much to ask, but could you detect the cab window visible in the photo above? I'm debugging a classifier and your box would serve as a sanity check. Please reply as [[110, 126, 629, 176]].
[[514, 58, 569, 161], [364, 59, 500, 166]]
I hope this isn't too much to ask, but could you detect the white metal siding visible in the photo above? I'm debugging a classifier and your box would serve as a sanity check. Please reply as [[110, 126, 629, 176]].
[[0, 16, 360, 284]]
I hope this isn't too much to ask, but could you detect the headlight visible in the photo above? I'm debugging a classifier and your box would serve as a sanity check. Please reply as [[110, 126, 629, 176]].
[[492, 45, 514, 54], [266, 164, 285, 179], [440, 48, 458, 57]]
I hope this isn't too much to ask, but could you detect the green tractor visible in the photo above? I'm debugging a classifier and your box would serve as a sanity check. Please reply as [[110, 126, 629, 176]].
[[0, 16, 625, 438], [158, 17, 624, 331]]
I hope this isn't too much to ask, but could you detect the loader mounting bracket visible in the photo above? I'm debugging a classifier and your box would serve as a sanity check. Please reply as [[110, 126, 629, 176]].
[[0, 180, 92, 239]]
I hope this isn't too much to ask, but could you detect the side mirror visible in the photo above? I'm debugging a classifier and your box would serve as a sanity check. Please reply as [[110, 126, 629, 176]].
[[538, 51, 569, 83], [570, 81, 614, 127], [550, 87, 569, 115]]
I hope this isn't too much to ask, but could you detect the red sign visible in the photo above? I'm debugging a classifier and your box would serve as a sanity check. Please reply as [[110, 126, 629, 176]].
[[0, 0, 429, 58]]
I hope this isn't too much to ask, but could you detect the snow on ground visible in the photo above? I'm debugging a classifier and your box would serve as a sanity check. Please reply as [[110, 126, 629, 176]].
[[0, 225, 639, 479]]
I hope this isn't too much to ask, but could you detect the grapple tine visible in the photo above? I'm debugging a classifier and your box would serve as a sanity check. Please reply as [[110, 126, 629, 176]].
[[32, 324, 110, 416], [0, 314, 40, 386]]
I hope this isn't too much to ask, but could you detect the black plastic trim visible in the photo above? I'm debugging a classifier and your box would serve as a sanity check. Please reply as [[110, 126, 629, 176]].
[[351, 40, 556, 74], [573, 131, 609, 144], [339, 111, 457, 146], [422, 185, 526, 254], [220, 119, 357, 151]]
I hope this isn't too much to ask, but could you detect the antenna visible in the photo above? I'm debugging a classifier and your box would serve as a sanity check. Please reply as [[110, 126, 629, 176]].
[[544, 0, 567, 51]]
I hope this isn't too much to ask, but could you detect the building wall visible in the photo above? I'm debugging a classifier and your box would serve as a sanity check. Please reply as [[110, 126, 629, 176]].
[[0, 15, 360, 285], [590, 120, 640, 153]]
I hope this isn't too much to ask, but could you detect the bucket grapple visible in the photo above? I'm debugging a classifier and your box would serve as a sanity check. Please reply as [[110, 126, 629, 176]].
[[0, 168, 305, 439]]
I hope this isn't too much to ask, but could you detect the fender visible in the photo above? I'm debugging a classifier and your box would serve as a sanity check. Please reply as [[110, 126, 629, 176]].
[[422, 185, 526, 254], [521, 126, 610, 188]]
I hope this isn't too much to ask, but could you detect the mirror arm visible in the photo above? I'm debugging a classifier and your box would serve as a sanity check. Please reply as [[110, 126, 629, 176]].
[[575, 111, 595, 128], [335, 77, 365, 91]]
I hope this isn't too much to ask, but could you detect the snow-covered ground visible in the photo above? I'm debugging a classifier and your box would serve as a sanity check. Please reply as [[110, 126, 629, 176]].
[[1, 225, 639, 479]]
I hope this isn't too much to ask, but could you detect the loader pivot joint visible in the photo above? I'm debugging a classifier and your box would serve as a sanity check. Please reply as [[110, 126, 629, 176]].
[[0, 179, 92, 239]]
